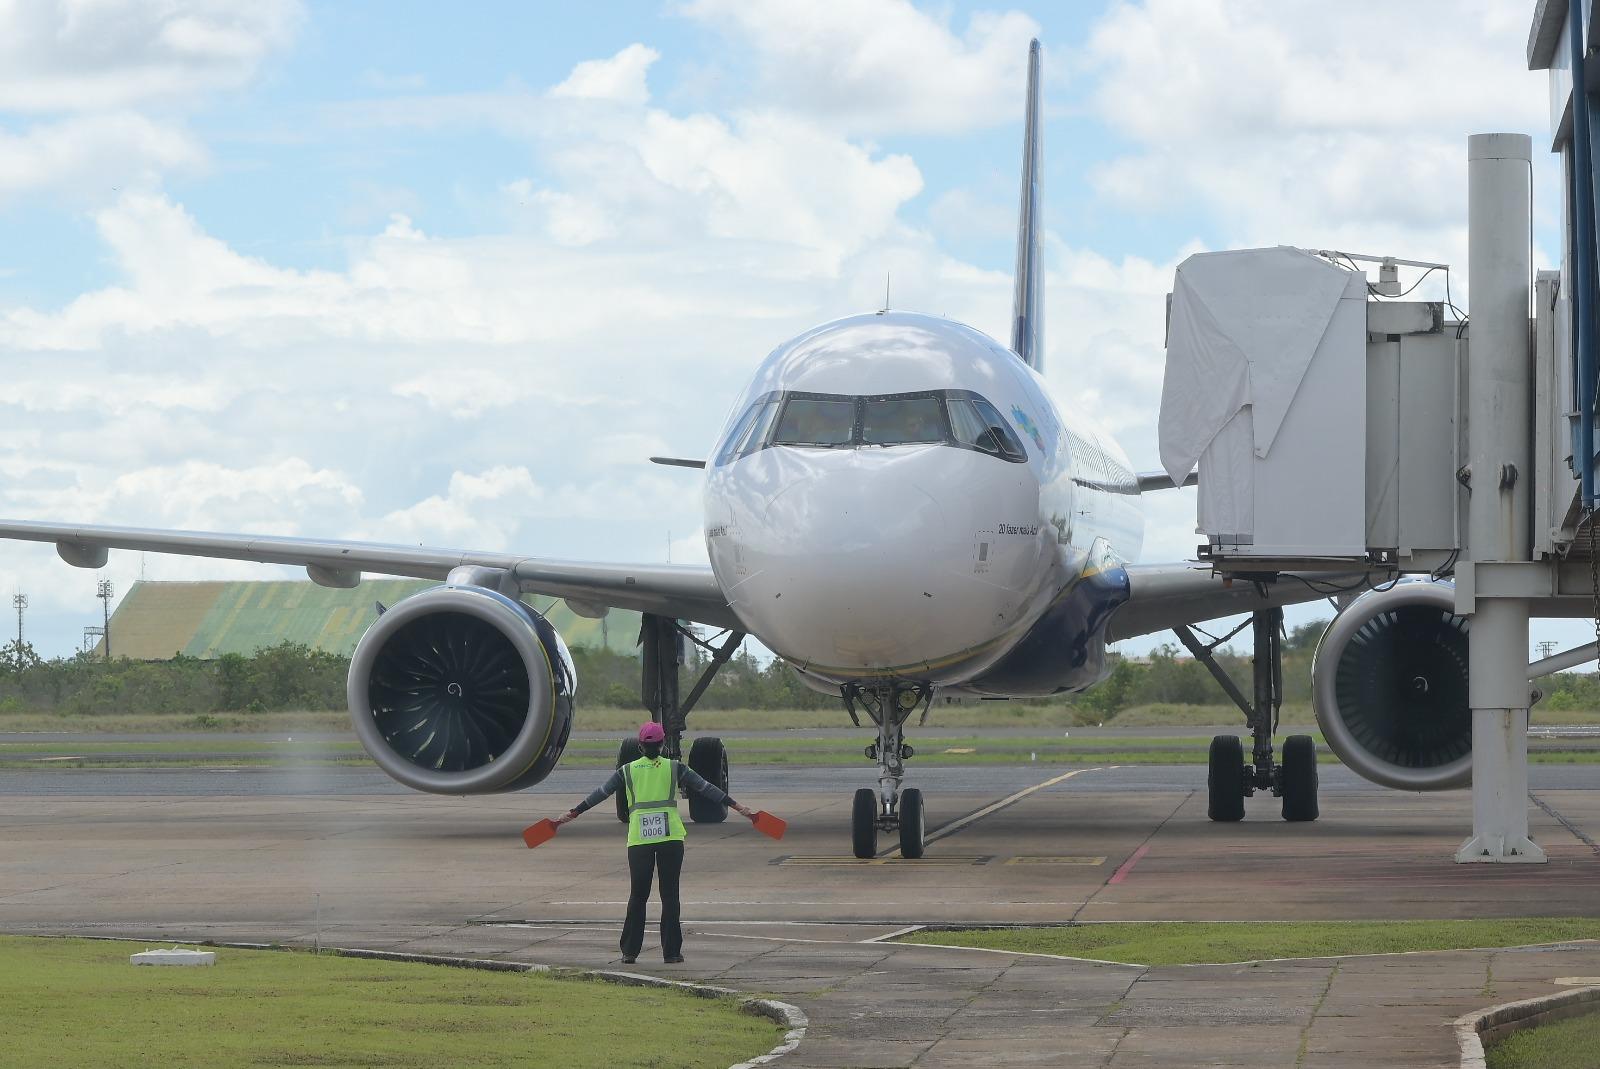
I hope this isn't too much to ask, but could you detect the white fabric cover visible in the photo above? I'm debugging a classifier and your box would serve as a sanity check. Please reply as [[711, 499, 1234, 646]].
[[1159, 247, 1355, 486]]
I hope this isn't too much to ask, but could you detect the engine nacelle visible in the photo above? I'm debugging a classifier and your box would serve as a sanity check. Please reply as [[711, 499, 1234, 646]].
[[347, 584, 576, 794], [1311, 581, 1471, 791]]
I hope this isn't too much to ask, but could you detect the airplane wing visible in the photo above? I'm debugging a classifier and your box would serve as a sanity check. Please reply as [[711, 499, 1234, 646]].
[[1105, 562, 1363, 643], [0, 519, 740, 630]]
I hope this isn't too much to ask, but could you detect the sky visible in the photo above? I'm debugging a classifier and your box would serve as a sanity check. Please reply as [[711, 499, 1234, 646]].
[[0, 0, 1579, 664]]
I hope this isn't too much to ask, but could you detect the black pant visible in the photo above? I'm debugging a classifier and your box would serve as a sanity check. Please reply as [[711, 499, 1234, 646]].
[[621, 840, 684, 960]]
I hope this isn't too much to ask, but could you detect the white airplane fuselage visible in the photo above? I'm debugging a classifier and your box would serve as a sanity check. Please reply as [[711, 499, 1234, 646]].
[[704, 311, 1145, 697]]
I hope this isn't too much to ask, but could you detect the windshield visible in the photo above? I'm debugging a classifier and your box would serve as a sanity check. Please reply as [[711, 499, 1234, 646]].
[[773, 397, 856, 446], [862, 396, 944, 445], [715, 389, 1028, 464]]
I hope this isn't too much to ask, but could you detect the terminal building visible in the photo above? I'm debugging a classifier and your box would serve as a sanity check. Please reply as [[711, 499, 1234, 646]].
[[97, 580, 641, 660]]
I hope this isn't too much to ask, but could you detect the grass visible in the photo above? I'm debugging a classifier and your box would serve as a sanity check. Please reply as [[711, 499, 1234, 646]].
[[3, 703, 1598, 736], [7, 729, 1600, 770], [897, 919, 1600, 966], [1488, 1010, 1600, 1069], [0, 937, 779, 1069]]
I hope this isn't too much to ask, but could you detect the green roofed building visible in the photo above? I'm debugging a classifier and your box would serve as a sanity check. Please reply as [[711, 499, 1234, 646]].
[[101, 580, 642, 661]]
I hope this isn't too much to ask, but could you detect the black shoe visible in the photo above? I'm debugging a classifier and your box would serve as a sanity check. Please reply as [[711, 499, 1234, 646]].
[[663, 955, 684, 964], [621, 956, 636, 964]]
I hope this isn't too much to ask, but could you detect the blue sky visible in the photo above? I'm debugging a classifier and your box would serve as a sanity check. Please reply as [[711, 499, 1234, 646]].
[[0, 0, 1574, 661]]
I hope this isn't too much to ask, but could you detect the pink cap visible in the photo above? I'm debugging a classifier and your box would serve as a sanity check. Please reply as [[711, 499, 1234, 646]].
[[638, 722, 666, 744]]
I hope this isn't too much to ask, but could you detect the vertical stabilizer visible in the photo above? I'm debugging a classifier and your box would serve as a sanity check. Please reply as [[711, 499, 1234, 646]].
[[1010, 39, 1043, 370]]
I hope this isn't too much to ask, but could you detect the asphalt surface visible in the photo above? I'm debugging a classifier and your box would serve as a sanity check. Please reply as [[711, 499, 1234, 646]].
[[6, 765, 1600, 1067], [1, 763, 1594, 797]]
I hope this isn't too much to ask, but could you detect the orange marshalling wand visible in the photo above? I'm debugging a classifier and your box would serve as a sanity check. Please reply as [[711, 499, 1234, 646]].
[[522, 819, 559, 849], [752, 811, 787, 840]]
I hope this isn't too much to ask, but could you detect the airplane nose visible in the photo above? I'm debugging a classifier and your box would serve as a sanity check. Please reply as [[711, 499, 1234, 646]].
[[765, 466, 944, 557], [731, 457, 975, 671]]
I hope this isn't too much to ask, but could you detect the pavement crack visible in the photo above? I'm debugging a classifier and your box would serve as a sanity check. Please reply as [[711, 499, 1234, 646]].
[[1070, 791, 1191, 922], [1530, 792, 1600, 857], [1293, 961, 1339, 1068]]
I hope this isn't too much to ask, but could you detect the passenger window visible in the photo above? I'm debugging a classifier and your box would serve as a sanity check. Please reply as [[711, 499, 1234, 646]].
[[862, 396, 945, 445], [773, 398, 856, 446]]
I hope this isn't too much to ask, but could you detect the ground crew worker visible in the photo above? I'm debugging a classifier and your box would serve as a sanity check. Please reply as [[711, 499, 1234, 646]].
[[553, 722, 755, 964]]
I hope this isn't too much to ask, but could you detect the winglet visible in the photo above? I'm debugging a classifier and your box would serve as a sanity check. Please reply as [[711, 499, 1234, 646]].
[[1010, 38, 1043, 371]]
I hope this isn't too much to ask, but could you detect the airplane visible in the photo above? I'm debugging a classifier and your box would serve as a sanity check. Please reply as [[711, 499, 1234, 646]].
[[0, 41, 1461, 859]]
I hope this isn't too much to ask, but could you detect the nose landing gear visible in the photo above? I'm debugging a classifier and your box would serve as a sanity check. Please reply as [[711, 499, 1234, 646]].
[[845, 682, 931, 858]]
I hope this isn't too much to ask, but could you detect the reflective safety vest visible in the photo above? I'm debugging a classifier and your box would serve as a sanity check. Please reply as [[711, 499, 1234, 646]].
[[624, 757, 687, 847]]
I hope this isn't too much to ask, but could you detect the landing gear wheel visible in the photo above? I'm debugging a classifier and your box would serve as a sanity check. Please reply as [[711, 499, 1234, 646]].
[[1280, 734, 1319, 822], [1207, 735, 1246, 822], [687, 736, 729, 824], [851, 788, 878, 859], [614, 739, 644, 823], [898, 788, 926, 859]]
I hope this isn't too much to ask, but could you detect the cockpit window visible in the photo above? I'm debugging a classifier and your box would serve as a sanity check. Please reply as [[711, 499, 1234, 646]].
[[715, 395, 781, 465], [862, 395, 944, 445], [773, 397, 855, 446], [951, 396, 1027, 461], [715, 389, 1027, 464]]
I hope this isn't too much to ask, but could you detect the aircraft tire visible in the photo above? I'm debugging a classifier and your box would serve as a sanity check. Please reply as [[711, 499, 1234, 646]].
[[898, 788, 926, 859], [615, 739, 644, 823], [687, 736, 730, 823], [1207, 735, 1246, 822], [1280, 734, 1319, 823], [852, 788, 878, 859]]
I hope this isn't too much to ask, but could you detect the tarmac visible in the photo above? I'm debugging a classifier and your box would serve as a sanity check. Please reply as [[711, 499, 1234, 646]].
[[3, 763, 1600, 1067]]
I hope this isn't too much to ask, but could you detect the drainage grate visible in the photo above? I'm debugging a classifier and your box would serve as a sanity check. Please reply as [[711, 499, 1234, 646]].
[[1003, 855, 1106, 866]]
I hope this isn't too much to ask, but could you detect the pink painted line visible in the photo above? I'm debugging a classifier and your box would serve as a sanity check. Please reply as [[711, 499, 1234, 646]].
[[1107, 844, 1150, 885]]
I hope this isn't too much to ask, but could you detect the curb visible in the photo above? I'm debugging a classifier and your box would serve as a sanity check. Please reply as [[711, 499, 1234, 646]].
[[1454, 984, 1600, 1068]]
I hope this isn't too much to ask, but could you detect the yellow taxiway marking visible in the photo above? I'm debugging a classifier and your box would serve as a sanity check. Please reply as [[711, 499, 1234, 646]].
[[1004, 855, 1106, 866], [775, 856, 991, 866], [882, 766, 1108, 859]]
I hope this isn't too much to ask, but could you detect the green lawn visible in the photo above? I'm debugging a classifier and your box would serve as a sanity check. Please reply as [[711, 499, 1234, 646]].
[[7, 728, 1600, 770], [1489, 1010, 1600, 1069], [0, 937, 779, 1069], [899, 919, 1600, 966], [3, 702, 1598, 735]]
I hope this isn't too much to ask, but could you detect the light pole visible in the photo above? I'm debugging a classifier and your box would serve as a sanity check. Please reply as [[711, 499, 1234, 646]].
[[96, 579, 114, 660]]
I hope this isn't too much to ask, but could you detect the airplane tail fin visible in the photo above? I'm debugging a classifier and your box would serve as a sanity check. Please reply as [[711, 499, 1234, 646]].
[[1010, 38, 1043, 371]]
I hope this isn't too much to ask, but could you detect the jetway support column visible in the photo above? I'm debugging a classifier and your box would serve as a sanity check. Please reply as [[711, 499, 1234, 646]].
[[1456, 132, 1544, 864]]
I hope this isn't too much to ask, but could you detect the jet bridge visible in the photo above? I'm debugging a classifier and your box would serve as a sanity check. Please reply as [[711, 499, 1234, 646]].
[[1152, 1, 1600, 860]]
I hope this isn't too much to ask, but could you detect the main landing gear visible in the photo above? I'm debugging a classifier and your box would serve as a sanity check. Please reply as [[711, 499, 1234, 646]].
[[1175, 608, 1319, 824], [844, 682, 932, 859], [616, 614, 747, 824]]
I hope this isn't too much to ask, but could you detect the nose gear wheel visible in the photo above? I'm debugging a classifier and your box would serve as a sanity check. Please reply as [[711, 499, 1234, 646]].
[[844, 682, 932, 859]]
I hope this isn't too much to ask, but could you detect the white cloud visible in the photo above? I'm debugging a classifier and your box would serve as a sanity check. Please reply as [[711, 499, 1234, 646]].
[[680, 0, 1039, 134], [0, 0, 303, 112], [550, 43, 658, 106], [343, 77, 926, 272], [0, 111, 204, 204], [1081, 0, 1546, 275]]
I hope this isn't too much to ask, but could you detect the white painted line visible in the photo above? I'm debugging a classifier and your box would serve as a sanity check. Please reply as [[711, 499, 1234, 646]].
[[883, 766, 1106, 858], [860, 925, 925, 944]]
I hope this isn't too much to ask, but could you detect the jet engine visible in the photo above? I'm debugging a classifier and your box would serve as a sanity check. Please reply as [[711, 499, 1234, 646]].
[[347, 584, 576, 794], [1311, 581, 1471, 791]]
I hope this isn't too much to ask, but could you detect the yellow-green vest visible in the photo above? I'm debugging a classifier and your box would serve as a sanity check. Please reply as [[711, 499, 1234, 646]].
[[624, 756, 687, 847]]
